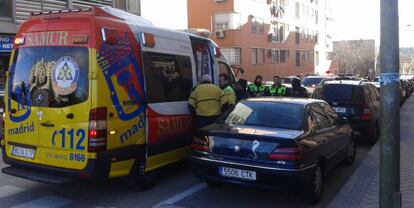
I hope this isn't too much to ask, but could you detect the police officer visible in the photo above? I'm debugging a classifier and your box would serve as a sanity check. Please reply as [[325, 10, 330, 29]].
[[188, 74, 227, 128], [247, 75, 265, 97], [265, 75, 287, 96], [219, 73, 236, 106]]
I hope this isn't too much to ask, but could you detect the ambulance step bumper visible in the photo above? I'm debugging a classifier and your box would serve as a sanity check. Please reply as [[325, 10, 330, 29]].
[[2, 166, 76, 184]]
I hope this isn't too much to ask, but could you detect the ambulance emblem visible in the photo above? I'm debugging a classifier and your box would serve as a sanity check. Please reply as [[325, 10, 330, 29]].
[[52, 56, 79, 95]]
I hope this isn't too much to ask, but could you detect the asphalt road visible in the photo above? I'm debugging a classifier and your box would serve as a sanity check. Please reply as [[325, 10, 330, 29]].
[[0, 140, 372, 208]]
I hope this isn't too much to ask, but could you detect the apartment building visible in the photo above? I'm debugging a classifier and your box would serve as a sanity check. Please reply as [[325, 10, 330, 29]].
[[0, 0, 140, 83], [188, 0, 332, 81]]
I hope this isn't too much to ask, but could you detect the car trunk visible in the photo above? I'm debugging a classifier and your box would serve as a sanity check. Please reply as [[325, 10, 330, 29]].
[[322, 85, 365, 118], [205, 125, 303, 164]]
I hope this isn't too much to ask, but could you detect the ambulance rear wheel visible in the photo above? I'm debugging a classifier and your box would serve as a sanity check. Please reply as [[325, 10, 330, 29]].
[[128, 161, 158, 191]]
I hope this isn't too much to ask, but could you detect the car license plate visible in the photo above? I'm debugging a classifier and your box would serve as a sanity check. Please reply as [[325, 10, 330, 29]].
[[11, 146, 35, 159], [219, 167, 256, 181], [332, 107, 346, 113]]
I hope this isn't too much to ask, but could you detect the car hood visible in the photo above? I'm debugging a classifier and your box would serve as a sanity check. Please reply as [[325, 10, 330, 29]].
[[201, 123, 304, 139]]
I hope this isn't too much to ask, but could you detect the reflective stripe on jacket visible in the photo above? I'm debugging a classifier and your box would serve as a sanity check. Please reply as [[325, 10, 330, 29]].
[[267, 85, 287, 96], [188, 83, 227, 116]]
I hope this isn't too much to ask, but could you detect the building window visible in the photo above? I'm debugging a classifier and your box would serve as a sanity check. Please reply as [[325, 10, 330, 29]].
[[252, 48, 265, 65], [280, 50, 289, 63], [251, 17, 264, 33], [252, 48, 257, 65], [258, 48, 265, 64], [315, 10, 319, 25], [315, 51, 319, 66], [222, 47, 242, 65], [127, 0, 140, 15], [296, 50, 301, 67], [214, 13, 241, 30], [295, 2, 300, 19], [295, 27, 300, 44], [0, 0, 12, 19], [315, 31, 319, 44], [271, 49, 280, 64]]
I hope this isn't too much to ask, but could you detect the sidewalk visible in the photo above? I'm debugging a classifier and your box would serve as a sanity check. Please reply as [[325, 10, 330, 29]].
[[328, 95, 414, 208]]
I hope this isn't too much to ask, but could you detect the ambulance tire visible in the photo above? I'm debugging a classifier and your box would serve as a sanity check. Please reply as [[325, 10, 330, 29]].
[[127, 160, 158, 191]]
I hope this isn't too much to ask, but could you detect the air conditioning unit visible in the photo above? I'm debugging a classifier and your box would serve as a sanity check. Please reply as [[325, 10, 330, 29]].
[[215, 0, 226, 2], [214, 30, 225, 38]]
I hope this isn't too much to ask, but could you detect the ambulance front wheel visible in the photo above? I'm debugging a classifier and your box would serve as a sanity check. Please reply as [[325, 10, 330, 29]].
[[127, 160, 158, 191]]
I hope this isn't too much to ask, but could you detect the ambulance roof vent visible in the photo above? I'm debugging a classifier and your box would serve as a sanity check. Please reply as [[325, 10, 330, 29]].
[[100, 6, 153, 26]]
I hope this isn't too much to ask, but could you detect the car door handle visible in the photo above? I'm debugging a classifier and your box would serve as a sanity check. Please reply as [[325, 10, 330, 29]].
[[40, 122, 55, 127]]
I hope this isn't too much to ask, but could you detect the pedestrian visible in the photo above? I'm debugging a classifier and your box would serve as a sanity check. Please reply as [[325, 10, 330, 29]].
[[219, 73, 236, 106], [235, 79, 248, 102], [291, 77, 309, 98], [188, 74, 228, 129], [247, 75, 265, 97], [265, 75, 287, 96]]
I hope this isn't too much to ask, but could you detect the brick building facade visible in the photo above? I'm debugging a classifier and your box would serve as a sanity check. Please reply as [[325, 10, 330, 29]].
[[188, 0, 332, 81]]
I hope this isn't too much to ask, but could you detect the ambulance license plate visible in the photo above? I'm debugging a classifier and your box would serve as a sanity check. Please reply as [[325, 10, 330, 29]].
[[219, 167, 256, 181], [11, 146, 35, 159]]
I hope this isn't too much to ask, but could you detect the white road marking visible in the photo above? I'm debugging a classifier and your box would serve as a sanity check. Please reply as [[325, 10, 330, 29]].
[[0, 185, 25, 198], [153, 183, 207, 208], [11, 195, 71, 208]]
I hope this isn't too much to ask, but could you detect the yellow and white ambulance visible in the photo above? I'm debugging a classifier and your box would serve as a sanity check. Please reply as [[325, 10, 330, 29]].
[[1, 7, 236, 189]]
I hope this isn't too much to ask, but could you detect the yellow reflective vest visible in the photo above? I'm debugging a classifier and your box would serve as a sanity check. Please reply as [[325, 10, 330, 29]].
[[223, 85, 236, 105], [188, 83, 227, 116]]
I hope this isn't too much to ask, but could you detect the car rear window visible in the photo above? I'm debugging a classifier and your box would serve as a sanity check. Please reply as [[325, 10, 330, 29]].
[[219, 101, 304, 130], [9, 47, 89, 108], [322, 84, 363, 103], [303, 77, 324, 86]]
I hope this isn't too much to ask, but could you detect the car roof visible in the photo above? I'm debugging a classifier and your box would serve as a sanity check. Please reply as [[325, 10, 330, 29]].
[[304, 76, 330, 79], [323, 80, 364, 86], [244, 97, 324, 106]]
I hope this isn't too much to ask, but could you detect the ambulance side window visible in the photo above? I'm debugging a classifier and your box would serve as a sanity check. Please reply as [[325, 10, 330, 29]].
[[143, 52, 193, 103], [218, 61, 236, 87]]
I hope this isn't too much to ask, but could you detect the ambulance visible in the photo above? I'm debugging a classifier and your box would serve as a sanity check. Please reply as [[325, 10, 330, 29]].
[[1, 7, 236, 189]]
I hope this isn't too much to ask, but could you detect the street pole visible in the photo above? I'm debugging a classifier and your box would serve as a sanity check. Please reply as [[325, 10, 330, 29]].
[[380, 0, 401, 207]]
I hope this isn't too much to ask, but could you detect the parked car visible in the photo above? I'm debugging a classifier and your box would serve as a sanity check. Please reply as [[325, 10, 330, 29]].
[[312, 80, 380, 143], [302, 76, 333, 95], [190, 98, 356, 203]]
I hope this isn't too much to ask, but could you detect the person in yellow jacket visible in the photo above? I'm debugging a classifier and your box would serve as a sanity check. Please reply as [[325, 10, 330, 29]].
[[219, 73, 236, 105], [189, 74, 228, 128]]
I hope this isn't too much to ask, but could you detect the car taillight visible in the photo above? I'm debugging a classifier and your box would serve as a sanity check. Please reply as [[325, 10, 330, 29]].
[[361, 105, 372, 120], [191, 136, 210, 153], [268, 147, 303, 161], [88, 107, 107, 152]]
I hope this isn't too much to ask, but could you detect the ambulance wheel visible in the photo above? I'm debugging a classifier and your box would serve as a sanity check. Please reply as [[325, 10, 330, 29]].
[[127, 161, 158, 191]]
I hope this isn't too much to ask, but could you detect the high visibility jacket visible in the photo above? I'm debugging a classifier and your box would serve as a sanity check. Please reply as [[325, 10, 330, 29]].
[[266, 85, 287, 96], [188, 83, 227, 116], [247, 84, 265, 96], [223, 85, 236, 105]]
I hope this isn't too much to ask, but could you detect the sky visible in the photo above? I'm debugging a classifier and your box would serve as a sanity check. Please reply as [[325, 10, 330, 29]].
[[140, 0, 188, 30], [331, 0, 414, 47], [140, 0, 413, 48]]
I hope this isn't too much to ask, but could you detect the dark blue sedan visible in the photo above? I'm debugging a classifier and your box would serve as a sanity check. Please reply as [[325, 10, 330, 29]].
[[190, 97, 356, 203]]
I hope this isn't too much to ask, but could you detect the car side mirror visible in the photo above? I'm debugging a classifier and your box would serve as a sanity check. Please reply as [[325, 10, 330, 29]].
[[338, 117, 348, 125]]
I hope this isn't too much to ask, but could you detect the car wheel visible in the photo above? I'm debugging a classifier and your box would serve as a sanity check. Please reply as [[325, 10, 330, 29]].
[[343, 139, 357, 166], [127, 161, 158, 191], [303, 164, 323, 204]]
